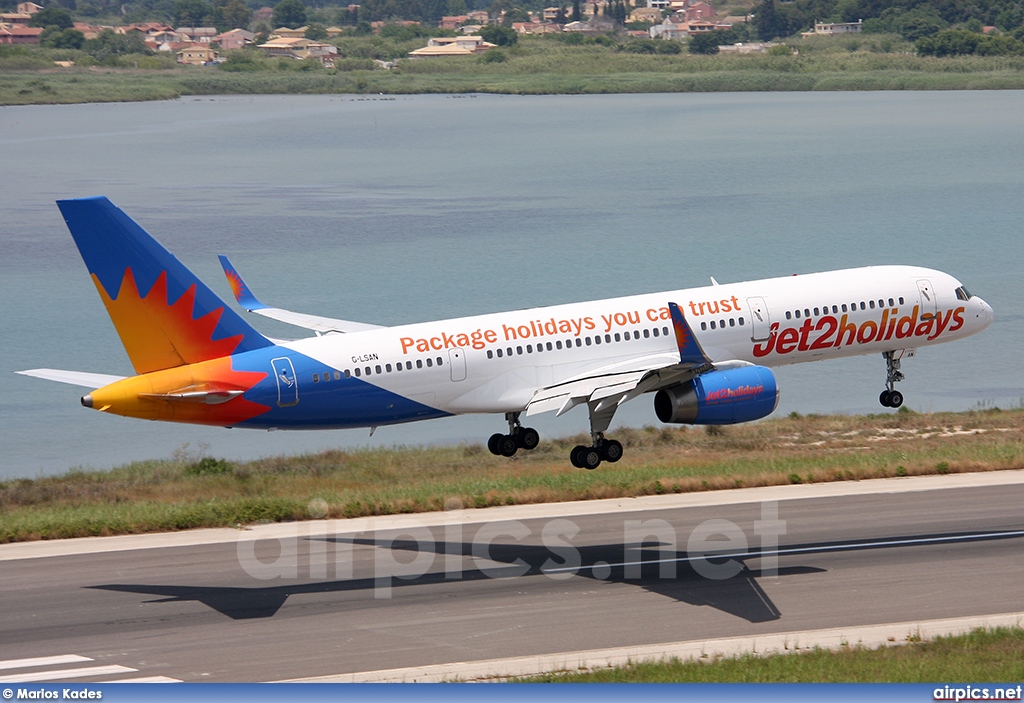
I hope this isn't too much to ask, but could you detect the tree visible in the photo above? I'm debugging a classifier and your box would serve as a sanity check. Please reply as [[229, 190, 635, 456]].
[[555, 6, 567, 24], [501, 8, 529, 26], [221, 0, 252, 29], [40, 26, 85, 48], [304, 22, 327, 39], [480, 23, 517, 46], [446, 0, 467, 15], [29, 6, 74, 29], [272, 0, 307, 29], [174, 0, 214, 27], [571, 0, 580, 22], [915, 28, 980, 55], [753, 0, 781, 40], [688, 30, 721, 53]]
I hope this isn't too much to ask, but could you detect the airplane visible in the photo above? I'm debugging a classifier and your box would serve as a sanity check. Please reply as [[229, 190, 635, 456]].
[[17, 196, 994, 470]]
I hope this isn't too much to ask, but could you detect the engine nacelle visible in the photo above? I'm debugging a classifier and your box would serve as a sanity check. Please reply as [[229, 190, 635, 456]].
[[654, 365, 779, 425]]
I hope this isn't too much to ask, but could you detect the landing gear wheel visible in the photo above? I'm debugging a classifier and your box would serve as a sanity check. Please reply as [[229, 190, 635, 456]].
[[497, 434, 519, 457], [600, 439, 623, 463], [879, 390, 892, 407], [888, 390, 904, 408], [517, 427, 540, 451], [487, 433, 504, 455], [570, 445, 587, 469], [580, 447, 602, 470]]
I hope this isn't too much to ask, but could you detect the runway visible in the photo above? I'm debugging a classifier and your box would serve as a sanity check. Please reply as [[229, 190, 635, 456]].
[[2, 472, 1024, 682]]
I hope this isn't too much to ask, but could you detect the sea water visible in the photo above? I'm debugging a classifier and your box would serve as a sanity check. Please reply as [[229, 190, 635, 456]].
[[1, 91, 1022, 478]]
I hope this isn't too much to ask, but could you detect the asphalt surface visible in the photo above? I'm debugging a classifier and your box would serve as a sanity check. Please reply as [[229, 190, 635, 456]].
[[3, 476, 1024, 682]]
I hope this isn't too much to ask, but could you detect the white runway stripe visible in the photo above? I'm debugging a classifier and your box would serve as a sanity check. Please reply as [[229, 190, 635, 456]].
[[0, 665, 136, 683], [102, 676, 182, 683], [0, 655, 92, 671]]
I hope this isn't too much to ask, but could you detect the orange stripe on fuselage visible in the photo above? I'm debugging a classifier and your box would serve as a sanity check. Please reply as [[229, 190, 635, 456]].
[[95, 269, 244, 375]]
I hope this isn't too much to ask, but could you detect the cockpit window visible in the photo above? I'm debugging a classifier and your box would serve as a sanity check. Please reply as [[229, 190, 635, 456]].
[[955, 286, 973, 301]]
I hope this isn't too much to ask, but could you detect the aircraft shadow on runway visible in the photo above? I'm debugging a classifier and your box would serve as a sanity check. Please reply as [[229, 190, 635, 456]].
[[86, 529, 1023, 621]]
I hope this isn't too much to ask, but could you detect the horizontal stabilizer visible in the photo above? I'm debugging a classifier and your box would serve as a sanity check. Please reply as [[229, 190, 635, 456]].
[[16, 368, 126, 388], [219, 256, 384, 334]]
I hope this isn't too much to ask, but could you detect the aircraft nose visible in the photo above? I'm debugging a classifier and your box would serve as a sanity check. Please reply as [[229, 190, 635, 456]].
[[977, 297, 994, 327]]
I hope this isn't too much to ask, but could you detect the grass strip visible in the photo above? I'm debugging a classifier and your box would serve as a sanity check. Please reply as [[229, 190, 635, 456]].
[[515, 626, 1024, 682], [1, 407, 1021, 544]]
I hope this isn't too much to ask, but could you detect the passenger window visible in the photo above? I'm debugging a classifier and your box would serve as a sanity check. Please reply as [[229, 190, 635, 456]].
[[365, 367, 371, 376], [786, 311, 792, 320], [795, 310, 801, 319], [517, 346, 523, 355], [614, 333, 621, 341], [406, 361, 413, 370], [899, 296, 905, 305], [416, 359, 423, 369], [437, 357, 443, 365], [547, 342, 553, 351], [814, 308, 819, 316], [344, 370, 351, 378], [426, 358, 433, 368], [860, 302, 866, 310], [556, 341, 563, 350], [313, 373, 319, 382], [869, 300, 875, 309], [644, 329, 650, 338], [334, 371, 341, 380], [729, 318, 735, 327], [595, 335, 602, 344], [575, 338, 582, 347], [585, 337, 592, 346], [804, 309, 810, 317], [497, 348, 503, 358], [738, 318, 744, 326], [662, 327, 669, 336], [842, 304, 848, 312], [652, 328, 659, 337], [710, 321, 716, 330], [386, 364, 392, 373], [487, 350, 493, 359], [700, 323, 707, 331], [354, 368, 361, 377], [888, 298, 894, 307], [527, 344, 533, 353]]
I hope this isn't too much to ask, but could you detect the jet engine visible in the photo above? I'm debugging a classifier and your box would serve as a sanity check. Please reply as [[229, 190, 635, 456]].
[[654, 365, 779, 425]]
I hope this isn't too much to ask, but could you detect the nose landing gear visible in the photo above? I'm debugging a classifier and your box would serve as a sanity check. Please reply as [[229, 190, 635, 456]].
[[879, 351, 905, 408]]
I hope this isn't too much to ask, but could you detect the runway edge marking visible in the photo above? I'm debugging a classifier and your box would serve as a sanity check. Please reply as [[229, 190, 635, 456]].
[[275, 611, 1024, 683]]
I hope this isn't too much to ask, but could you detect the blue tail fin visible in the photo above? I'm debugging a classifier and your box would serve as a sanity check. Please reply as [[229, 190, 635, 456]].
[[57, 196, 272, 375], [668, 302, 711, 367]]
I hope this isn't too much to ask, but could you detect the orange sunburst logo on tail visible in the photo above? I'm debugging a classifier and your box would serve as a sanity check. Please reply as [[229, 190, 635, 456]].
[[224, 267, 245, 304], [97, 268, 244, 375]]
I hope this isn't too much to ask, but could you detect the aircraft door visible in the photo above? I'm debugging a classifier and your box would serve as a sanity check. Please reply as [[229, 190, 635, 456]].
[[271, 357, 299, 406], [449, 348, 467, 382], [746, 297, 772, 342], [917, 279, 937, 319]]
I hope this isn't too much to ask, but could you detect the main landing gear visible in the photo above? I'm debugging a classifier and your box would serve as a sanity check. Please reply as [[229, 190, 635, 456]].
[[487, 412, 540, 458], [568, 399, 624, 470], [879, 350, 905, 408]]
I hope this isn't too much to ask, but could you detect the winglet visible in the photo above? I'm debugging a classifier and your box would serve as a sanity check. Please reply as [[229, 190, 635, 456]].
[[668, 302, 711, 367], [218, 256, 268, 311]]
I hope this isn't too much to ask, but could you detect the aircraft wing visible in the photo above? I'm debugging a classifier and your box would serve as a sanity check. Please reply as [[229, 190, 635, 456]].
[[16, 369, 126, 388], [524, 302, 747, 418], [218, 256, 384, 335]]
